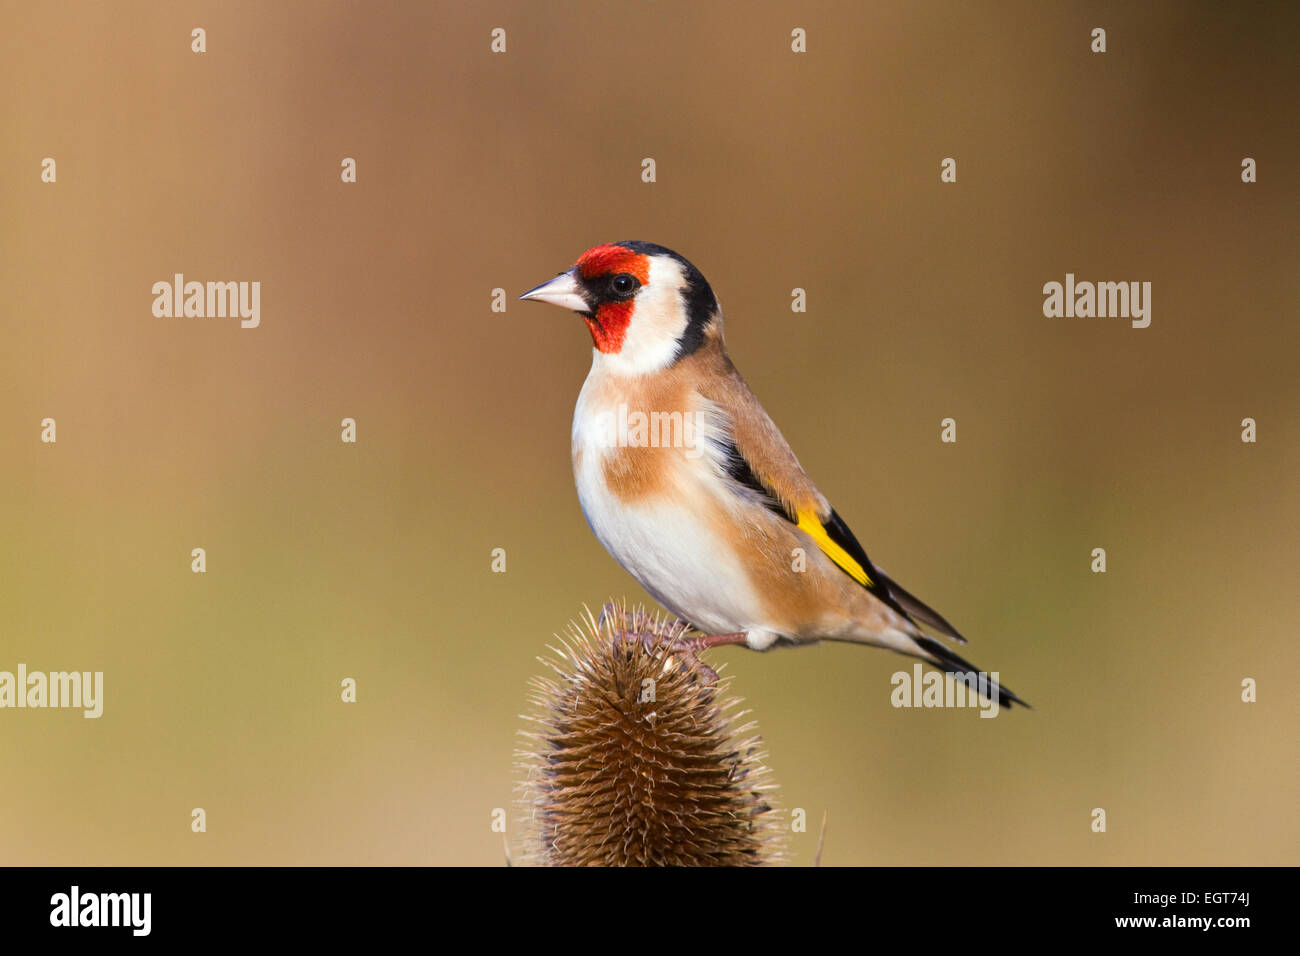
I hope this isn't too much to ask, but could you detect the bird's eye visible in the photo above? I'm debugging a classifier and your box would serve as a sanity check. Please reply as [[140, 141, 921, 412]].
[[610, 273, 639, 296]]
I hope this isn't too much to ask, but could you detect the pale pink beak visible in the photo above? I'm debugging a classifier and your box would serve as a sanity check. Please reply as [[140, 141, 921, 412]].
[[519, 269, 590, 314]]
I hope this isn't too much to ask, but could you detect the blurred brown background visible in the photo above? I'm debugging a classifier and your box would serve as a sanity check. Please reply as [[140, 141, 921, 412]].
[[1, 0, 1296, 865]]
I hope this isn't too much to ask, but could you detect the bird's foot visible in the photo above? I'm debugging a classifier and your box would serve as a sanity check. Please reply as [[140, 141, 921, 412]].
[[614, 625, 715, 682], [661, 631, 750, 685], [600, 604, 745, 685]]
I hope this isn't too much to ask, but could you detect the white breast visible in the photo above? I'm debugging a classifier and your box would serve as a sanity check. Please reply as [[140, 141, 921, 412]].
[[570, 365, 766, 638]]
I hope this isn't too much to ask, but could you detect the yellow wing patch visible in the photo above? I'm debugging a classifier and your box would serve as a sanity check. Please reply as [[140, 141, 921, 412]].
[[795, 510, 873, 588]]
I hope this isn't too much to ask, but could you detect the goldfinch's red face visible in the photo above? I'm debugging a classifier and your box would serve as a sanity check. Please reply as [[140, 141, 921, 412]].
[[521, 241, 720, 376]]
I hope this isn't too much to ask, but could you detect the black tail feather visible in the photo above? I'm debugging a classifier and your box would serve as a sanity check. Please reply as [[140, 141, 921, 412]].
[[909, 635, 1030, 710]]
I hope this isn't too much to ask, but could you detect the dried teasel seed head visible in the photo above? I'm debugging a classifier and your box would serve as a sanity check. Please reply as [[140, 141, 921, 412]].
[[514, 605, 784, 866]]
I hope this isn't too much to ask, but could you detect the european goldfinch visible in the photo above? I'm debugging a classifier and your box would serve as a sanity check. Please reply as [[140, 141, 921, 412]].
[[521, 241, 1026, 708]]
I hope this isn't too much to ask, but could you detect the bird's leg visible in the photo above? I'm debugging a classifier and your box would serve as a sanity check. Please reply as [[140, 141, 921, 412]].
[[676, 631, 751, 652], [663, 631, 750, 685], [600, 603, 743, 684]]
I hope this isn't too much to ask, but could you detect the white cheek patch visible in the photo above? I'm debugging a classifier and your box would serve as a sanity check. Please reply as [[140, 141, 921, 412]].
[[597, 257, 689, 377]]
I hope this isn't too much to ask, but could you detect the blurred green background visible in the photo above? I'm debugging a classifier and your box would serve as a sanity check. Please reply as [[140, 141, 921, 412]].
[[2, 0, 1296, 865]]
